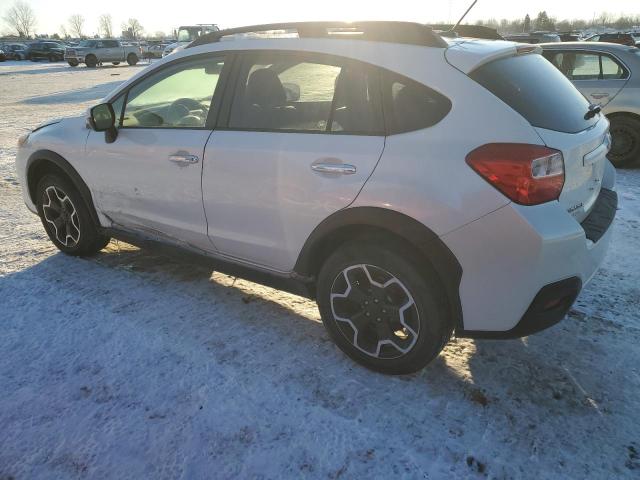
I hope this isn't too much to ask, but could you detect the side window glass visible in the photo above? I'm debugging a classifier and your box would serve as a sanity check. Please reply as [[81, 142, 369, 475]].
[[230, 56, 341, 132], [568, 53, 601, 80], [331, 65, 384, 135], [601, 55, 627, 80], [383, 73, 452, 135], [543, 52, 564, 72], [122, 56, 225, 129], [229, 54, 384, 134]]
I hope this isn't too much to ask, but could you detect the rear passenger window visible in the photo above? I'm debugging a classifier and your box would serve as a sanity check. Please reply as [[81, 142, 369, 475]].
[[228, 53, 384, 135], [382, 73, 451, 135], [601, 56, 627, 79], [544, 51, 629, 81]]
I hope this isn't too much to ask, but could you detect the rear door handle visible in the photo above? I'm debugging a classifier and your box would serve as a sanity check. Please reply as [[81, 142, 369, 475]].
[[311, 163, 357, 175], [169, 154, 199, 165]]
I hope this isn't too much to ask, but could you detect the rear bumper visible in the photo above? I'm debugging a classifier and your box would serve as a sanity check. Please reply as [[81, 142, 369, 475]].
[[443, 187, 617, 336], [459, 276, 582, 339]]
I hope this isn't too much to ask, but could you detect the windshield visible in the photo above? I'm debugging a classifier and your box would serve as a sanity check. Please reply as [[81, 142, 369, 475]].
[[79, 40, 96, 48], [470, 53, 598, 134]]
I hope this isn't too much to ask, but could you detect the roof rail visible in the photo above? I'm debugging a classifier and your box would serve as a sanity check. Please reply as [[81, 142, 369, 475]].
[[187, 21, 448, 49]]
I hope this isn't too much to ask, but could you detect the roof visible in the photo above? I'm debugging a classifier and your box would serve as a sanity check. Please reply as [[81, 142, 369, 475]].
[[188, 22, 448, 49]]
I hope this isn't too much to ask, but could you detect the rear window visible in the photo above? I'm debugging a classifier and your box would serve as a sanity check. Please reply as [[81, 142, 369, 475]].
[[470, 53, 597, 134]]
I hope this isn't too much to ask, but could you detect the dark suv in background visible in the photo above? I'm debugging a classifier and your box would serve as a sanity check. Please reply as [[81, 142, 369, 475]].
[[26, 42, 66, 62], [585, 33, 638, 47]]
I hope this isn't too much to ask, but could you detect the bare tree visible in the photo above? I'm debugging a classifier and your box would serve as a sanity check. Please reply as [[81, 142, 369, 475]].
[[2, 1, 36, 38], [68, 14, 85, 38], [59, 24, 69, 39], [122, 18, 143, 40], [98, 13, 112, 38]]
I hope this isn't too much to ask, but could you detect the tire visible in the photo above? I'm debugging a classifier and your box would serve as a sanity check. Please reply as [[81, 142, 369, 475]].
[[48, 54, 56, 62], [126, 53, 138, 66], [85, 55, 98, 68], [608, 115, 640, 168], [317, 240, 453, 375], [112, 62, 120, 65], [67, 60, 79, 67], [35, 174, 110, 256]]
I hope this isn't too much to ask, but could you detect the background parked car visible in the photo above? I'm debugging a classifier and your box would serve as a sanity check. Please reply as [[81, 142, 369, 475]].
[[1, 43, 28, 60], [64, 39, 141, 67], [26, 41, 65, 62], [0, 49, 6, 62], [142, 43, 166, 59], [559, 32, 581, 42], [542, 42, 640, 167], [504, 31, 561, 43], [584, 33, 638, 47]]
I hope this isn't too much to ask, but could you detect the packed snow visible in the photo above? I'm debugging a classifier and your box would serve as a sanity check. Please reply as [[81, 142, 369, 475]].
[[0, 60, 639, 479]]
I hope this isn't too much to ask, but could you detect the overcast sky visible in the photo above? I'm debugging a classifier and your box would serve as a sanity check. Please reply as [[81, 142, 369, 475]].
[[4, 0, 639, 36]]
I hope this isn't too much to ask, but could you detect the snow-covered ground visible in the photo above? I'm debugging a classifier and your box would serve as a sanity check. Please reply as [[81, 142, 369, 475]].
[[1, 60, 639, 479]]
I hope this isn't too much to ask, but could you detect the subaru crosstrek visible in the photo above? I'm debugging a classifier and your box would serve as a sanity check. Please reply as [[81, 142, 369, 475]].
[[15, 22, 617, 374]]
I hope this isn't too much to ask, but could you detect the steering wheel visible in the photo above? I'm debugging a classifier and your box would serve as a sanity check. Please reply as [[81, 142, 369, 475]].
[[166, 98, 208, 126]]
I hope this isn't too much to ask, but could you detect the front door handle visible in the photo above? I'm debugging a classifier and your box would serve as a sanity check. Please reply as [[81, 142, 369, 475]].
[[311, 163, 357, 175], [590, 93, 610, 99], [169, 154, 199, 165]]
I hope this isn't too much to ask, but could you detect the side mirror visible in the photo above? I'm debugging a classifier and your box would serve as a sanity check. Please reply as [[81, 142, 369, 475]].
[[282, 82, 300, 102], [90, 103, 115, 131], [89, 103, 118, 143]]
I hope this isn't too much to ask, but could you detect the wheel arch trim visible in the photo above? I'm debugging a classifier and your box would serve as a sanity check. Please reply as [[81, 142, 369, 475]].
[[294, 206, 464, 330], [26, 149, 101, 226]]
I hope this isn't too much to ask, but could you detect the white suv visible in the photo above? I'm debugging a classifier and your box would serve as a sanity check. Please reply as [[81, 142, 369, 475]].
[[15, 22, 617, 374]]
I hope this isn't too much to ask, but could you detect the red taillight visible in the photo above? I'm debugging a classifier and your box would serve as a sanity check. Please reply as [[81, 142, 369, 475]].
[[466, 143, 564, 206]]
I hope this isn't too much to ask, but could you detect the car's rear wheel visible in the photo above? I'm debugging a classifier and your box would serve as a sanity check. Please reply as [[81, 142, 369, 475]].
[[112, 62, 120, 65], [48, 54, 56, 62], [317, 241, 452, 375], [127, 53, 138, 66], [36, 174, 110, 256], [608, 115, 640, 168], [85, 55, 97, 68]]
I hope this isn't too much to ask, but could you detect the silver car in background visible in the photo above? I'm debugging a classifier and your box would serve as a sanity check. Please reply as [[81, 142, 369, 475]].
[[542, 42, 640, 167]]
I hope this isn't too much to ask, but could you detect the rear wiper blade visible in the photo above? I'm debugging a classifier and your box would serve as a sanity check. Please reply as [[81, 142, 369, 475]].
[[584, 103, 602, 120]]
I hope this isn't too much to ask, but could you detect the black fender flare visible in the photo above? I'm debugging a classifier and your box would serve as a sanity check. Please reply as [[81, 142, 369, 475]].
[[294, 206, 464, 330], [26, 149, 101, 226]]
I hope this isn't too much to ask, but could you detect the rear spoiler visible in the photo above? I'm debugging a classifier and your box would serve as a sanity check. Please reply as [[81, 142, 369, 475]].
[[445, 42, 542, 74], [428, 24, 504, 41]]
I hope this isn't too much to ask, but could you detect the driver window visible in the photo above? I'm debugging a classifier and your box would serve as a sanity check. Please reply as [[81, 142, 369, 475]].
[[122, 56, 225, 129]]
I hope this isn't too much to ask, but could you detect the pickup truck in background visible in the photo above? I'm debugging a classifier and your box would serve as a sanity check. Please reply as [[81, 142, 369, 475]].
[[65, 39, 141, 68]]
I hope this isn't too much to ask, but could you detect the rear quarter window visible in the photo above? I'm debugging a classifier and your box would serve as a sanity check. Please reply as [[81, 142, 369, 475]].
[[382, 72, 452, 135], [470, 53, 598, 134]]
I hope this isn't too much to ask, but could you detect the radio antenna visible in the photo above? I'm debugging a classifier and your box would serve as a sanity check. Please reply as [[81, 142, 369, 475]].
[[451, 0, 479, 32]]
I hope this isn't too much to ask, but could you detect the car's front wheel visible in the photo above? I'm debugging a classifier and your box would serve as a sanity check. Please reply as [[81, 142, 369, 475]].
[[67, 59, 79, 67], [126, 53, 138, 66], [317, 240, 453, 375], [36, 174, 110, 256], [608, 115, 640, 168]]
